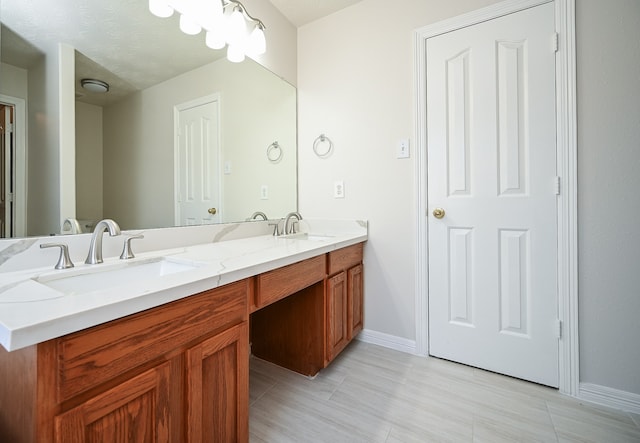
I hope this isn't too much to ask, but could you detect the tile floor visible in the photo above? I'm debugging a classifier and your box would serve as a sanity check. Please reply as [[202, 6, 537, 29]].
[[249, 340, 640, 442]]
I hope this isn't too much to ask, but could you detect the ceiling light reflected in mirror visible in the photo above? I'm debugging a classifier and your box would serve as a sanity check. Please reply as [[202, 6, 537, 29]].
[[80, 79, 110, 94]]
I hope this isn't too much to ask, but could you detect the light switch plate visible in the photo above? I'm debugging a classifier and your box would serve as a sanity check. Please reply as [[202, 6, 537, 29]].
[[224, 161, 232, 174], [397, 139, 410, 159], [260, 185, 268, 200]]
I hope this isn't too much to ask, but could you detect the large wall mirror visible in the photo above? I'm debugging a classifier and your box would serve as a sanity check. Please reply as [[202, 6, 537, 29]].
[[0, 0, 297, 238]]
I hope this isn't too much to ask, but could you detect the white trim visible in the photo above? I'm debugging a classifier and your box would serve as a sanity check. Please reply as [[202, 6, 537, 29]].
[[173, 93, 222, 226], [413, 0, 578, 394], [579, 383, 640, 414], [356, 329, 417, 355], [554, 0, 580, 399], [0, 94, 27, 237]]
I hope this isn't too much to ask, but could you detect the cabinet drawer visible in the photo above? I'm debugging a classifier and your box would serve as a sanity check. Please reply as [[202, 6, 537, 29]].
[[328, 243, 363, 275], [55, 279, 249, 402], [255, 255, 326, 309]]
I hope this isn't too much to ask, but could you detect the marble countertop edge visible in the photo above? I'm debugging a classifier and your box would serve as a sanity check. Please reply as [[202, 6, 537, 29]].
[[0, 231, 367, 352]]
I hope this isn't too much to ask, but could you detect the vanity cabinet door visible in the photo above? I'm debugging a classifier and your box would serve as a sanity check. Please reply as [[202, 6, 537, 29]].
[[185, 322, 249, 443], [326, 272, 349, 361], [54, 362, 171, 443], [348, 264, 364, 340]]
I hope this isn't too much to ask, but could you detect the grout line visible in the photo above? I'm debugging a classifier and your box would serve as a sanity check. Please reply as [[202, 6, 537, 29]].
[[629, 411, 640, 429], [543, 399, 562, 443], [382, 426, 392, 443]]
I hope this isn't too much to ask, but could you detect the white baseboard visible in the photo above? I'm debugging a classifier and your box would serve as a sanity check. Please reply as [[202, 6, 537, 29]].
[[356, 329, 418, 355], [579, 382, 640, 414]]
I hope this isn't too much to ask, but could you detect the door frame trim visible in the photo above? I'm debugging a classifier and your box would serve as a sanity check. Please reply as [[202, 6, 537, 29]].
[[0, 94, 27, 238], [173, 93, 223, 226], [413, 0, 578, 395]]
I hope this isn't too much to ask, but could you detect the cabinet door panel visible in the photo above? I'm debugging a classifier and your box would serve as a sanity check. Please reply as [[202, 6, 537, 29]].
[[57, 280, 248, 402], [186, 322, 249, 443], [326, 272, 348, 361], [348, 264, 364, 339], [54, 362, 171, 443]]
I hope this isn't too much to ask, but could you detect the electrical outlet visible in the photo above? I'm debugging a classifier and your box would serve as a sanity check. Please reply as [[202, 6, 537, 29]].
[[260, 185, 268, 200], [334, 181, 345, 198], [224, 161, 232, 174]]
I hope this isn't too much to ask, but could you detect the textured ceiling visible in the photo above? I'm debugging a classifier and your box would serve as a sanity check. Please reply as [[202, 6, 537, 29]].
[[1, 0, 362, 106], [268, 0, 363, 26]]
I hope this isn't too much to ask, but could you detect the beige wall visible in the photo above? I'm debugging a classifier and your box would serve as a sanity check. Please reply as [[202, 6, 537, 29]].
[[26, 44, 66, 236], [298, 0, 640, 396], [0, 63, 28, 99], [75, 101, 103, 226], [576, 0, 640, 395], [242, 0, 298, 85]]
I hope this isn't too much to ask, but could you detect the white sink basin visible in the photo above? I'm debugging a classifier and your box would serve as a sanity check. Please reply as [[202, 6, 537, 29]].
[[282, 233, 335, 242], [35, 257, 201, 295]]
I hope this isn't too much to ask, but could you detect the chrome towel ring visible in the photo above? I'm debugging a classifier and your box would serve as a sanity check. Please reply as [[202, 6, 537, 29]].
[[313, 134, 333, 158], [267, 141, 283, 163]]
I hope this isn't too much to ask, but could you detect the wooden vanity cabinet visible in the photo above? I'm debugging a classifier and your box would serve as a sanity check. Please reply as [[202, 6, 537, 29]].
[[250, 256, 326, 376], [326, 243, 364, 362], [0, 241, 365, 442], [0, 279, 250, 443], [252, 243, 365, 374]]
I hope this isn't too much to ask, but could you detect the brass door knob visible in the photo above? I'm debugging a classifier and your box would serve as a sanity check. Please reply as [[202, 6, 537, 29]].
[[208, 208, 217, 215], [432, 208, 445, 219]]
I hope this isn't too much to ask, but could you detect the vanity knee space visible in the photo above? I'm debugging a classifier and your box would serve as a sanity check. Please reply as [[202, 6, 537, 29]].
[[250, 242, 364, 376]]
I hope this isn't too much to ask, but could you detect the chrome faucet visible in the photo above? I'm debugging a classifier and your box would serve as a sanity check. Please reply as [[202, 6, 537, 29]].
[[283, 212, 303, 235], [248, 211, 268, 221], [85, 219, 121, 264]]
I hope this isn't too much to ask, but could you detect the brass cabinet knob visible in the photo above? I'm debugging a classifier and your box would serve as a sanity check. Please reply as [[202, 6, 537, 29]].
[[208, 208, 217, 215], [432, 208, 445, 219]]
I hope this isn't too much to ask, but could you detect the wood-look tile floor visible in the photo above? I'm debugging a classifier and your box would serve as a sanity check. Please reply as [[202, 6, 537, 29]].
[[249, 340, 640, 442]]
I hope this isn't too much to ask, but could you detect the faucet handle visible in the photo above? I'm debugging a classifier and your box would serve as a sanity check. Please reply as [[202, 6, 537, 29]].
[[120, 234, 144, 260], [268, 220, 283, 236], [40, 243, 74, 270]]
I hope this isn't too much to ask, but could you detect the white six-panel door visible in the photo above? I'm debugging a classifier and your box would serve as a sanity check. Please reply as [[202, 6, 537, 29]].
[[427, 3, 559, 387], [176, 99, 221, 226]]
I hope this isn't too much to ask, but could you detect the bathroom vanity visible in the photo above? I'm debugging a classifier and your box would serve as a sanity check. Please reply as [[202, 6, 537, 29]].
[[0, 222, 366, 442]]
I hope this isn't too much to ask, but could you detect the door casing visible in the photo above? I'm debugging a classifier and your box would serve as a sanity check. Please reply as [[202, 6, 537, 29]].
[[413, 0, 578, 395], [0, 95, 27, 238]]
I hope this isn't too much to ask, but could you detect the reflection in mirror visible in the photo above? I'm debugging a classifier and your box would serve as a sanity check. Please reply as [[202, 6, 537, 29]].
[[0, 1, 297, 237]]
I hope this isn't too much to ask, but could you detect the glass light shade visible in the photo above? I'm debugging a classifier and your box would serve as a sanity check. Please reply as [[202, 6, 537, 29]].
[[227, 44, 245, 63], [179, 13, 202, 35], [200, 0, 224, 30], [225, 7, 247, 45], [206, 30, 226, 50], [246, 25, 266, 56], [149, 0, 174, 17]]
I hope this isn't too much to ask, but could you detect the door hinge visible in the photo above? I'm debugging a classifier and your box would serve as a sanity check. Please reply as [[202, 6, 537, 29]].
[[552, 32, 559, 52], [554, 176, 561, 195], [555, 319, 562, 339]]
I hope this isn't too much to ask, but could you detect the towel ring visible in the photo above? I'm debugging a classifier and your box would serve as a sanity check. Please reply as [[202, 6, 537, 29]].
[[313, 134, 333, 158], [267, 141, 283, 163]]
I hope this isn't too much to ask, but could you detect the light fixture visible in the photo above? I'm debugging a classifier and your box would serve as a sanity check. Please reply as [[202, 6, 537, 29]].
[[80, 79, 110, 93], [149, 0, 174, 18], [149, 0, 266, 63]]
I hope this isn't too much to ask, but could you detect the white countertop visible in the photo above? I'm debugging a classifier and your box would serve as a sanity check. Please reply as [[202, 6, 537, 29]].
[[0, 228, 366, 352]]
